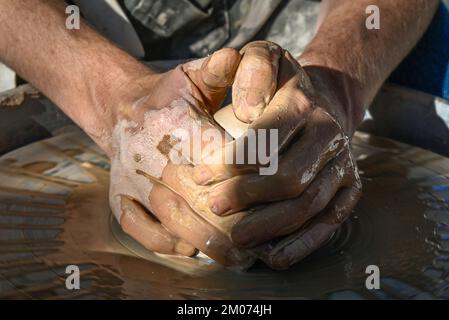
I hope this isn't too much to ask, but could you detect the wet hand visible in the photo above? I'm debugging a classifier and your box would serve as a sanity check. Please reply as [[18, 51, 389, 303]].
[[108, 49, 255, 268], [192, 41, 363, 269]]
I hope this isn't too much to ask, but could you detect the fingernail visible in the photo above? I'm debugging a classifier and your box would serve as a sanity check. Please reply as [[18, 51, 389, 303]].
[[193, 165, 213, 185], [204, 52, 223, 77], [209, 195, 232, 216], [271, 253, 291, 270], [175, 241, 197, 256], [270, 238, 309, 270], [204, 49, 240, 86]]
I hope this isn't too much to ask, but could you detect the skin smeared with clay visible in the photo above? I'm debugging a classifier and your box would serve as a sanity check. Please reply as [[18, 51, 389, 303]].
[[0, 1, 439, 271], [108, 49, 264, 268], [232, 42, 281, 122], [188, 41, 362, 270], [110, 41, 358, 271], [109, 42, 361, 270]]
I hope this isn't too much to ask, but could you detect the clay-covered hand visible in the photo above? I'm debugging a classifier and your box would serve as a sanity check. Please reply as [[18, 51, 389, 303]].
[[108, 48, 255, 268], [191, 41, 362, 269]]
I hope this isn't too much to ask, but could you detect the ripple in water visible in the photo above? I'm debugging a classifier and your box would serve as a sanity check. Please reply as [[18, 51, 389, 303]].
[[0, 131, 448, 299]]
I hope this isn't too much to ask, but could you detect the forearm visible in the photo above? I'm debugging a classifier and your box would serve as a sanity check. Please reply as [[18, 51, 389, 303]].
[[0, 0, 153, 154], [299, 0, 440, 134]]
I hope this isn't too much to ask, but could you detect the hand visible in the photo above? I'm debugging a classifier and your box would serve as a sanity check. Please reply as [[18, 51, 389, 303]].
[[108, 48, 255, 269], [191, 41, 362, 269]]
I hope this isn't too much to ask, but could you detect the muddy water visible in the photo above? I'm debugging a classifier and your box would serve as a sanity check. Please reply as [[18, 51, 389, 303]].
[[0, 129, 448, 299]]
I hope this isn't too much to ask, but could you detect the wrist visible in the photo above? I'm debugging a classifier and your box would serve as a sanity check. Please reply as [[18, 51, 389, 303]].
[[109, 71, 162, 126], [298, 53, 366, 136], [80, 61, 158, 156]]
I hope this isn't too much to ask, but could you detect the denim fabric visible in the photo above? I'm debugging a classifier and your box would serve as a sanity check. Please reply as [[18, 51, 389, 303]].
[[390, 2, 449, 100]]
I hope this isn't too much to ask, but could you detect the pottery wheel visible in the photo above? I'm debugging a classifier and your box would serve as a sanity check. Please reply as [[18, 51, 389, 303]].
[[0, 128, 448, 299]]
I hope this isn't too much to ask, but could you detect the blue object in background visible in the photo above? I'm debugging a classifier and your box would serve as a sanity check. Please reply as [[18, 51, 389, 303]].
[[390, 2, 449, 100]]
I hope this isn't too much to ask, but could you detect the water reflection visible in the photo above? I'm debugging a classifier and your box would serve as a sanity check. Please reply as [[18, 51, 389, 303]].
[[0, 130, 448, 299]]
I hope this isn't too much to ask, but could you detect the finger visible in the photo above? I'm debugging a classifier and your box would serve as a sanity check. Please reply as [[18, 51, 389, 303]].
[[171, 120, 230, 167], [205, 109, 348, 215], [261, 184, 362, 270], [232, 41, 282, 123], [148, 171, 255, 269], [193, 50, 316, 185], [183, 48, 241, 111], [231, 151, 355, 246], [117, 195, 198, 256]]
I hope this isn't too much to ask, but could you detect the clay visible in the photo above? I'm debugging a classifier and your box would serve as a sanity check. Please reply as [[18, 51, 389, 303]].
[[0, 84, 39, 108], [0, 124, 448, 298], [156, 134, 181, 157]]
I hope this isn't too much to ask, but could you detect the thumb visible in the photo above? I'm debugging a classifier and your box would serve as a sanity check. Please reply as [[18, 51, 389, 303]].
[[183, 48, 241, 112]]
